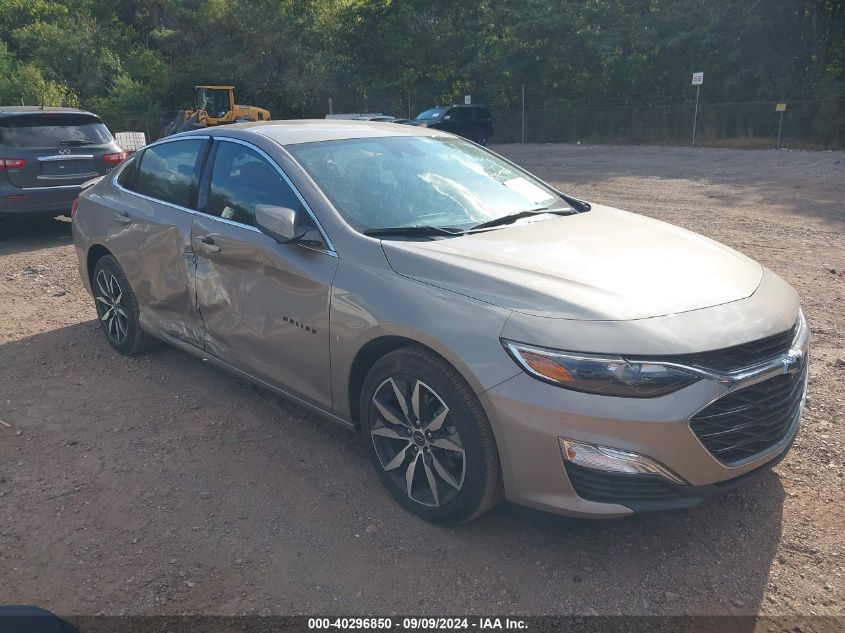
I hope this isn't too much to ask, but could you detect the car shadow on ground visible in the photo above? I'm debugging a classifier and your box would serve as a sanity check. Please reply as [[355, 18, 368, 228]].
[[0, 216, 73, 255], [0, 321, 784, 616]]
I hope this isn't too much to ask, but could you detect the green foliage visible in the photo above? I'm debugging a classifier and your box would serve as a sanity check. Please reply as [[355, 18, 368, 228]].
[[88, 74, 160, 134], [0, 0, 841, 136], [0, 41, 78, 107]]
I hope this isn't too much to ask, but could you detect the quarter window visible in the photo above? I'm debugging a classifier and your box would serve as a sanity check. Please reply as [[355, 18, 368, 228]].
[[135, 139, 204, 208], [207, 142, 303, 228], [116, 156, 138, 190], [454, 108, 473, 121]]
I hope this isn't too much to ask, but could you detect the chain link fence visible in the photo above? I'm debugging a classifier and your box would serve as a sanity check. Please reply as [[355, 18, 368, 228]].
[[99, 95, 844, 150], [492, 97, 844, 149]]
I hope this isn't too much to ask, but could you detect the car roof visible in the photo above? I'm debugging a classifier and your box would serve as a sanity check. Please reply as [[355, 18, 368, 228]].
[[0, 106, 99, 117], [199, 119, 445, 146]]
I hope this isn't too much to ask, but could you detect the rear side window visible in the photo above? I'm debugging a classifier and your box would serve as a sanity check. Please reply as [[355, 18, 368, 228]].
[[0, 113, 113, 148], [206, 141, 302, 227], [116, 157, 138, 189], [135, 139, 204, 208], [454, 108, 473, 121], [473, 107, 490, 120]]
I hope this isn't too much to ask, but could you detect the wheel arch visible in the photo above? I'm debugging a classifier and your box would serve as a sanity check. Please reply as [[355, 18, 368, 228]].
[[345, 329, 488, 429], [86, 243, 113, 288]]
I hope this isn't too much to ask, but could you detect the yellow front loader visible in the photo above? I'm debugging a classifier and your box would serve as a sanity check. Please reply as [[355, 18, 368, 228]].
[[162, 86, 271, 137]]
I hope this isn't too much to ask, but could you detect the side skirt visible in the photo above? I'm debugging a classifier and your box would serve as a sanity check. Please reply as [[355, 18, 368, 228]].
[[161, 334, 355, 431]]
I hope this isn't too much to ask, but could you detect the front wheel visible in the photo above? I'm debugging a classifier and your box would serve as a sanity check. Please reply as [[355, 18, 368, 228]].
[[359, 346, 503, 523]]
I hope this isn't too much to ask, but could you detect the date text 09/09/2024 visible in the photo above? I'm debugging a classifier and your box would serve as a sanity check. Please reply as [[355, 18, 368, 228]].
[[307, 617, 529, 630]]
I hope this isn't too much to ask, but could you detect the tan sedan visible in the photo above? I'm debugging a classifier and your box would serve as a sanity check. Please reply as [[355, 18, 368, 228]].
[[72, 121, 809, 522]]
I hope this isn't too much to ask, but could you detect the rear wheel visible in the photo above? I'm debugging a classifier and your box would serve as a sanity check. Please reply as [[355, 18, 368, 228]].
[[360, 346, 503, 523], [92, 255, 156, 355]]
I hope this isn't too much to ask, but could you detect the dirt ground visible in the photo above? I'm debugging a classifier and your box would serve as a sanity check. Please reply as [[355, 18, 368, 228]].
[[0, 144, 843, 618]]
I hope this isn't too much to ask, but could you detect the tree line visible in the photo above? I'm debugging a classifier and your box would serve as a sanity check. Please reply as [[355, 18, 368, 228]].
[[1, 0, 843, 138]]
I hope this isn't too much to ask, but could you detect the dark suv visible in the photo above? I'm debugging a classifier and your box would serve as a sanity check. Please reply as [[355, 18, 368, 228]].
[[411, 105, 494, 145], [0, 107, 125, 219]]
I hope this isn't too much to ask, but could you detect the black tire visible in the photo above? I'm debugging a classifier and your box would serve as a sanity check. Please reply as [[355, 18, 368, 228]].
[[91, 255, 157, 355], [359, 345, 503, 523]]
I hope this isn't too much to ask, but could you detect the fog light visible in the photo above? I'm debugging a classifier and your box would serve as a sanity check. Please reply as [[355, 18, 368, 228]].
[[559, 438, 686, 484]]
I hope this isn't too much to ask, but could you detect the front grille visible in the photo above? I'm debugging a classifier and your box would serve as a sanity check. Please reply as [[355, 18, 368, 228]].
[[564, 462, 683, 505], [690, 364, 806, 465], [641, 324, 796, 373]]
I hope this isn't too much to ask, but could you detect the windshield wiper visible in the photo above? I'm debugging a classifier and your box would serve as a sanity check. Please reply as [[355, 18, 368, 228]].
[[59, 139, 95, 146], [363, 225, 466, 238], [468, 208, 574, 232]]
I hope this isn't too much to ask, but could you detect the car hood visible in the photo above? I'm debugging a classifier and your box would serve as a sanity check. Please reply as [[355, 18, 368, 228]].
[[380, 204, 764, 321]]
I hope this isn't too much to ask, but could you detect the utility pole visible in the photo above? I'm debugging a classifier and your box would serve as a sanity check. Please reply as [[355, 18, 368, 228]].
[[521, 84, 526, 144]]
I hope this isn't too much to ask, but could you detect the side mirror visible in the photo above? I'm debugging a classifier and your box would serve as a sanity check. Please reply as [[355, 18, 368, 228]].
[[255, 204, 307, 244]]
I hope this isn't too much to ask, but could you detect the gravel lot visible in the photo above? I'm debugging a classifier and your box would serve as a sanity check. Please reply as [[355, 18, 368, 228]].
[[0, 144, 843, 617]]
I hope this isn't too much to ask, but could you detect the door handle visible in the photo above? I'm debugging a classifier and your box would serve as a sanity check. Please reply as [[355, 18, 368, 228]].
[[194, 235, 221, 253], [113, 212, 132, 224]]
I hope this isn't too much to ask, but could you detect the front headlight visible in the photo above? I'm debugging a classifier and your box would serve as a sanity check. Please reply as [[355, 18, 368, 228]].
[[502, 340, 699, 397]]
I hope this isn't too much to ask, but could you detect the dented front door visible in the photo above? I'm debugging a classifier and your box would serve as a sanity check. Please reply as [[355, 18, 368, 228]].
[[192, 214, 337, 410]]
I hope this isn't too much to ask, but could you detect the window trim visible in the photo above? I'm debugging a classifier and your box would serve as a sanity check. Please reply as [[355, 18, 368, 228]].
[[112, 134, 336, 256]]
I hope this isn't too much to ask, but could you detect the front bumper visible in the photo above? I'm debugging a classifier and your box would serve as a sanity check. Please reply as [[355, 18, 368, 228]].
[[481, 317, 809, 518], [0, 182, 82, 216]]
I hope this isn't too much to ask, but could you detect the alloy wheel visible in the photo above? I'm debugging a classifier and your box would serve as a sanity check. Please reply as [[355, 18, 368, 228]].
[[94, 269, 129, 345], [370, 376, 466, 507]]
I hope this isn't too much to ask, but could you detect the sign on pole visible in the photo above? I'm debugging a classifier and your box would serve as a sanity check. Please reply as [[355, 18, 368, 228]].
[[691, 72, 703, 147], [464, 95, 471, 105], [776, 103, 787, 148]]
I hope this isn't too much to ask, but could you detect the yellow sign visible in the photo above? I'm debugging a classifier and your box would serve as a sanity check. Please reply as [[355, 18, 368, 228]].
[[776, 103, 787, 112]]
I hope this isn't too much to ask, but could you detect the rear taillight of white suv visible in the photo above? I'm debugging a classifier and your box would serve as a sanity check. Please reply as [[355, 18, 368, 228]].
[[70, 197, 80, 220]]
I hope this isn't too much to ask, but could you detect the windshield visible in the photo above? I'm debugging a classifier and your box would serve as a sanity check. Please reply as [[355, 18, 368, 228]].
[[287, 136, 569, 233], [414, 108, 446, 121], [0, 113, 113, 148]]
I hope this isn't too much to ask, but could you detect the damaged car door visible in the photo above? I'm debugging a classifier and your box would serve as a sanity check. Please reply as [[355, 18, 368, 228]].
[[191, 138, 338, 410], [110, 137, 209, 347]]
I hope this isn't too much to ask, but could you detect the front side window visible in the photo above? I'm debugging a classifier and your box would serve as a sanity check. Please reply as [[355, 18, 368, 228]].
[[135, 139, 204, 208], [287, 136, 569, 233], [207, 142, 303, 228]]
